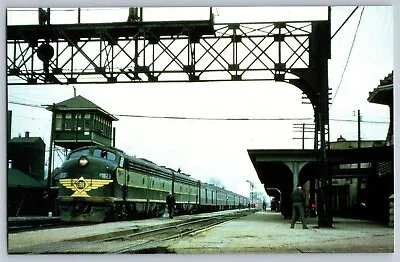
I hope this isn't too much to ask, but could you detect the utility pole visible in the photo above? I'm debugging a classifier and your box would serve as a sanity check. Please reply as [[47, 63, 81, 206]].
[[293, 123, 315, 149], [354, 109, 362, 168], [246, 180, 254, 208], [357, 109, 361, 153], [356, 109, 362, 204]]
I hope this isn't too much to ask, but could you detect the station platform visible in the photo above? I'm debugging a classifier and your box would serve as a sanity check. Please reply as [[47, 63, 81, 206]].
[[7, 209, 396, 257], [169, 209, 395, 254]]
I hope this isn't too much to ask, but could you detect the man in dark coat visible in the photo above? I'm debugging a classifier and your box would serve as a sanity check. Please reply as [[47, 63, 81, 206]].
[[166, 192, 176, 219], [290, 184, 308, 229]]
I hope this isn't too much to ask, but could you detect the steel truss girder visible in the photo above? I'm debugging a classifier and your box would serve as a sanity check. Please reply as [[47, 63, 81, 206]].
[[7, 20, 325, 86]]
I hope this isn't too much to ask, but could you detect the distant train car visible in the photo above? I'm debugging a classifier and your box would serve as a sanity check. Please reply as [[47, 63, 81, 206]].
[[57, 145, 248, 222]]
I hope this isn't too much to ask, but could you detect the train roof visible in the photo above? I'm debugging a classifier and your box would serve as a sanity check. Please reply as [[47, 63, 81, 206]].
[[68, 145, 246, 196]]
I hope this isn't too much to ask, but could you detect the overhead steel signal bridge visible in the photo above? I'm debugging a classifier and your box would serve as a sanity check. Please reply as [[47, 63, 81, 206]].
[[7, 17, 331, 129]]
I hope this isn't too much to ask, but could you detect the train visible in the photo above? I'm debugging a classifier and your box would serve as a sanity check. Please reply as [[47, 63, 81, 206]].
[[57, 145, 250, 222]]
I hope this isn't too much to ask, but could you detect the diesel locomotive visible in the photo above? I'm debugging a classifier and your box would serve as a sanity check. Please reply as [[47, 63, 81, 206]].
[[57, 145, 249, 222]]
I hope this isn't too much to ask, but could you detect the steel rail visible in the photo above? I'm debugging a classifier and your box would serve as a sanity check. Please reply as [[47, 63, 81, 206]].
[[23, 210, 253, 254]]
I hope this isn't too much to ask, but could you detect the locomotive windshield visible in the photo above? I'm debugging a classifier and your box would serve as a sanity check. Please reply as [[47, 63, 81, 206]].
[[67, 147, 117, 162], [68, 149, 90, 160], [93, 149, 117, 161]]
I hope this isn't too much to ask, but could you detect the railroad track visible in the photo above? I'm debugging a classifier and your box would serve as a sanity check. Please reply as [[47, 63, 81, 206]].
[[16, 209, 255, 254], [7, 217, 65, 233]]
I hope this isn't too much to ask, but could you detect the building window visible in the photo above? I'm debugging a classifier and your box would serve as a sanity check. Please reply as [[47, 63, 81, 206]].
[[76, 113, 83, 131], [84, 113, 91, 131], [94, 115, 98, 130], [96, 116, 104, 134], [101, 119, 105, 134], [65, 113, 72, 130], [104, 120, 108, 137], [107, 120, 112, 137], [55, 113, 62, 130]]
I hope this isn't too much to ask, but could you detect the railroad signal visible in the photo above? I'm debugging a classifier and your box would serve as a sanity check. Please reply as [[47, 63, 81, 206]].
[[128, 7, 142, 23], [38, 8, 50, 25]]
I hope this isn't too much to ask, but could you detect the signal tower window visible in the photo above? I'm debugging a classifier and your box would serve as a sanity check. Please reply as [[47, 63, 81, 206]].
[[106, 120, 111, 137], [101, 119, 105, 135], [55, 113, 62, 130], [84, 114, 91, 131], [65, 113, 72, 130], [95, 115, 103, 134], [76, 113, 83, 130]]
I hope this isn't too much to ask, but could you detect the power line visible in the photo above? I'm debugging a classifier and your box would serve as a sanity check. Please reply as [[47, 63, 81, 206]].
[[8, 100, 388, 123], [115, 114, 314, 121], [331, 6, 365, 107], [8, 100, 313, 121], [116, 114, 389, 123], [331, 6, 359, 40], [8, 100, 47, 109], [8, 94, 46, 105], [330, 118, 389, 124]]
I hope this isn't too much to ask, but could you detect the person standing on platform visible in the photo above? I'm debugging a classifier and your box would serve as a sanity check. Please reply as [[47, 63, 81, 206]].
[[166, 192, 176, 219], [290, 184, 308, 229]]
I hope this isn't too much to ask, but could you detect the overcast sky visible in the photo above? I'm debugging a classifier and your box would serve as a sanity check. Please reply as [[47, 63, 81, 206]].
[[5, 3, 394, 198]]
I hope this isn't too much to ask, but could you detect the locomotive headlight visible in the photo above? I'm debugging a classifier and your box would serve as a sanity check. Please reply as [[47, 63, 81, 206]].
[[78, 156, 89, 167]]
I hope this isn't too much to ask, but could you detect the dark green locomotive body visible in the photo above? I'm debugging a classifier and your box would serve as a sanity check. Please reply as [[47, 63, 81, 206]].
[[58, 146, 120, 222], [58, 145, 249, 222]]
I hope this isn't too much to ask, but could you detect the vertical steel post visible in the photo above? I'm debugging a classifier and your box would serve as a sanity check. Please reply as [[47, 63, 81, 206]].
[[113, 127, 116, 147], [47, 103, 55, 189]]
